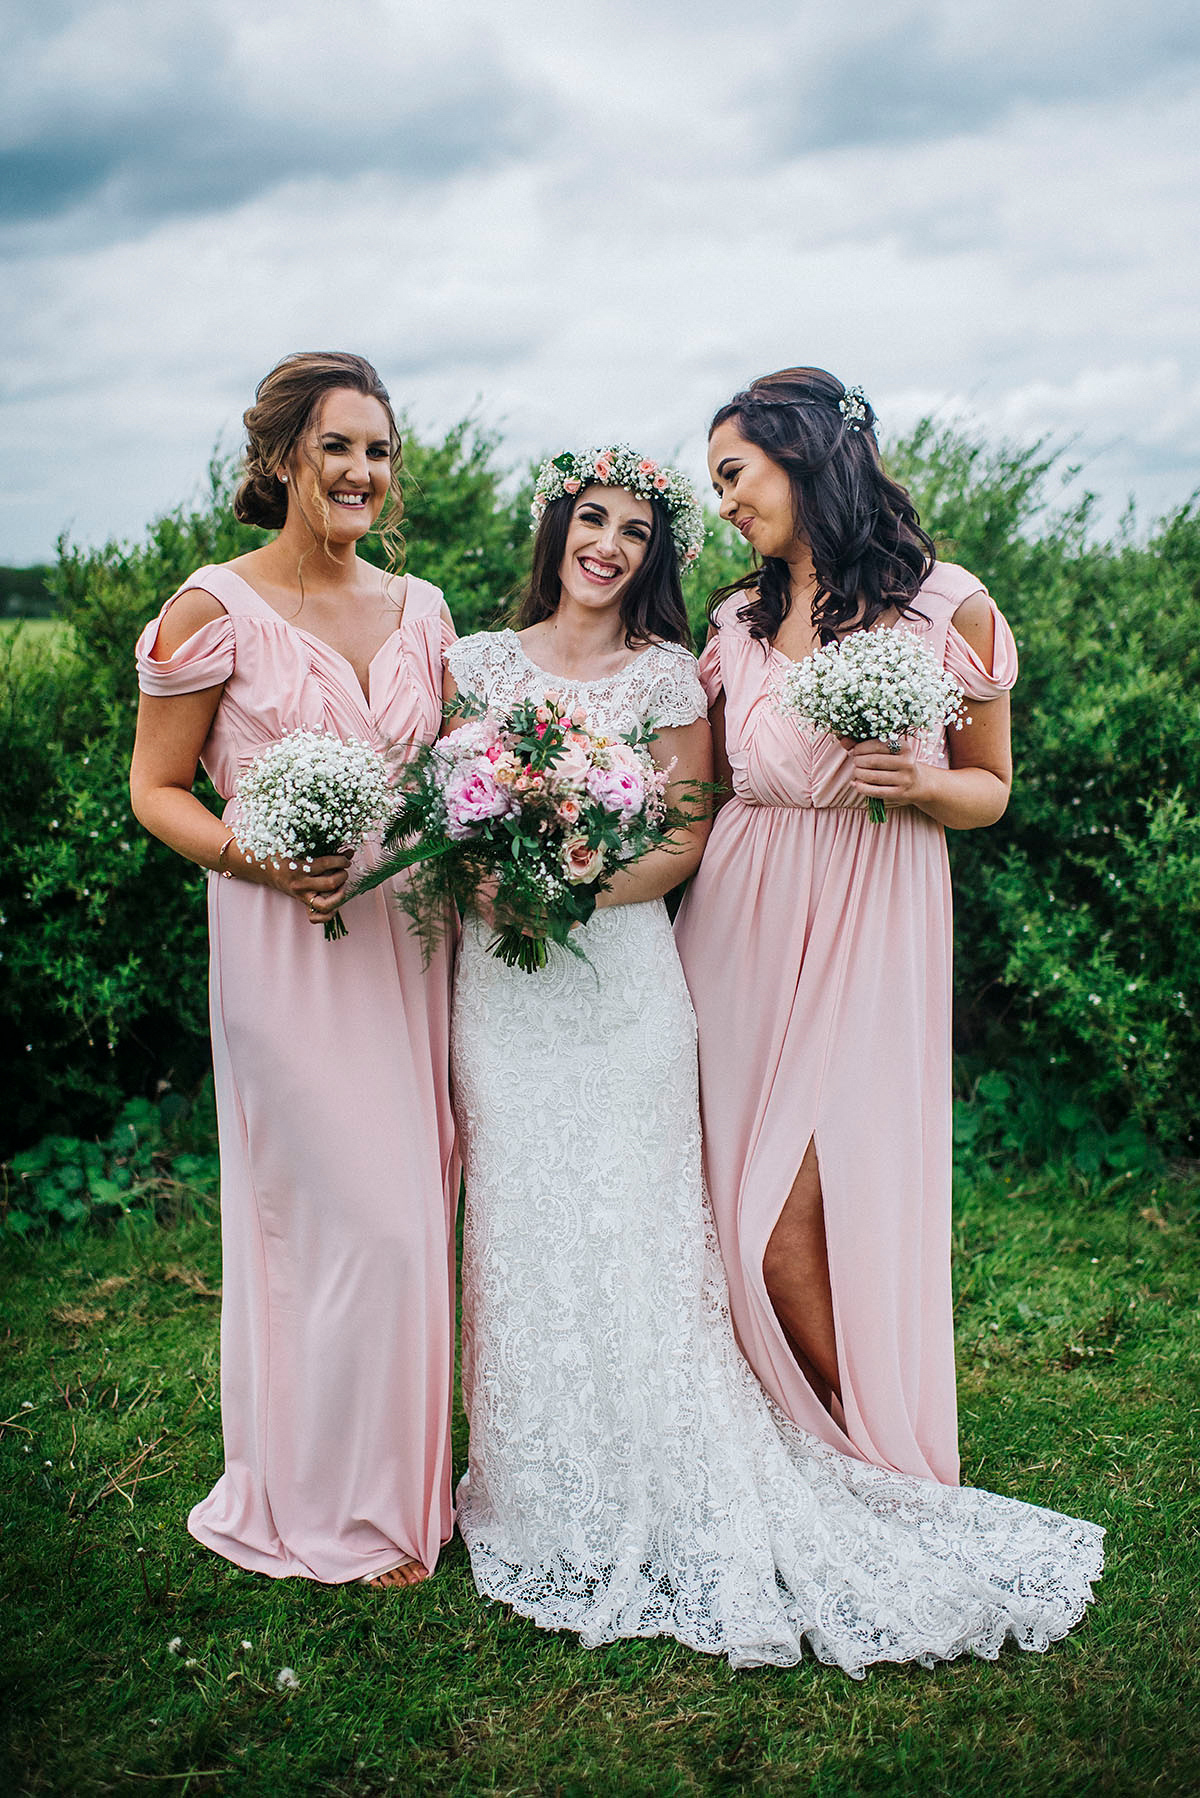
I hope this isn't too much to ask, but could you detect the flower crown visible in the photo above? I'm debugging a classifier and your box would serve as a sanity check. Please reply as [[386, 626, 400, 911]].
[[531, 445, 706, 566]]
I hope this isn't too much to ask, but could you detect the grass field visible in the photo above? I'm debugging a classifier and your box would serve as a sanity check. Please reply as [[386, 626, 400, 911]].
[[2, 1164, 1197, 1796]]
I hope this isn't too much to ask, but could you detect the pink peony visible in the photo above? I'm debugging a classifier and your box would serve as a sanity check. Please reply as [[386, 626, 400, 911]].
[[443, 760, 514, 839], [603, 741, 643, 776], [586, 764, 646, 818], [562, 834, 606, 884]]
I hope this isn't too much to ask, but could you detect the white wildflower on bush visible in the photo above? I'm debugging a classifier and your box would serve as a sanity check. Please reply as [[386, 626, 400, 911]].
[[233, 730, 395, 939], [776, 627, 968, 823]]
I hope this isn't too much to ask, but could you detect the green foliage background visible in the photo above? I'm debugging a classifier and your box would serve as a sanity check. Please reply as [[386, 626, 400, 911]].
[[2, 419, 1197, 1170]]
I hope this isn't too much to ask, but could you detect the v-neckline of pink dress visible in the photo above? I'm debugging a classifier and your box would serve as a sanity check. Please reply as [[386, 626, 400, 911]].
[[223, 565, 409, 708]]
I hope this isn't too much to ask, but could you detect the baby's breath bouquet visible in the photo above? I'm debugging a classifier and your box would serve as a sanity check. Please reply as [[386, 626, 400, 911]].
[[233, 729, 394, 938], [777, 628, 968, 822]]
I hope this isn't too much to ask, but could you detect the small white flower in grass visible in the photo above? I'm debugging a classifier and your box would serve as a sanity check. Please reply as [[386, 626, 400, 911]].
[[21, 1400, 33, 1410], [167, 1637, 182, 1654], [184, 1658, 200, 1670], [240, 1639, 253, 1651], [275, 1667, 300, 1690]]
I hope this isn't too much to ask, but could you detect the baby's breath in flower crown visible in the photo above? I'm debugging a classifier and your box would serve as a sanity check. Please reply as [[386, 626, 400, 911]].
[[531, 446, 706, 567]]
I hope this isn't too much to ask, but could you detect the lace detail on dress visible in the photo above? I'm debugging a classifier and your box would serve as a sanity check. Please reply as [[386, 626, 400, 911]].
[[445, 630, 707, 731], [450, 635, 1101, 1675]]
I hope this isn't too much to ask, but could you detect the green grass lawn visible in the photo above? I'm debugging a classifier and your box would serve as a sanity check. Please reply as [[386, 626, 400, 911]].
[[2, 1165, 1197, 1797], [0, 617, 65, 641]]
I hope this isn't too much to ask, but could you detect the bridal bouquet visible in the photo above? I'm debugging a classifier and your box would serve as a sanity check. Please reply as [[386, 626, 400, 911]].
[[776, 628, 969, 823], [350, 692, 690, 971], [233, 729, 395, 938]]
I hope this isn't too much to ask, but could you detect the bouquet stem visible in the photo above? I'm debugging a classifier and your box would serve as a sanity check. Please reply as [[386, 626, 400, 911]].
[[867, 798, 888, 825], [489, 927, 549, 972], [323, 912, 349, 942]]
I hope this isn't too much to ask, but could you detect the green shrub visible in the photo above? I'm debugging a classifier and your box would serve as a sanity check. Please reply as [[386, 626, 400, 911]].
[[893, 426, 1200, 1153], [3, 418, 1197, 1170], [1, 1083, 217, 1237]]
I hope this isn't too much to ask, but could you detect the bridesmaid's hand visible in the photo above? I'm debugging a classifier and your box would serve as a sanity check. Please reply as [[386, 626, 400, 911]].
[[842, 738, 928, 814], [261, 850, 352, 924]]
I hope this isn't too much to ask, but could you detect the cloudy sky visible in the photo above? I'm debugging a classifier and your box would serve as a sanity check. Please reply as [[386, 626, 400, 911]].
[[2, 0, 1198, 564]]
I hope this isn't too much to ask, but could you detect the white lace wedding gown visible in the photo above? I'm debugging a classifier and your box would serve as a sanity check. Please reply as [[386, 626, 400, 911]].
[[447, 629, 1103, 1676]]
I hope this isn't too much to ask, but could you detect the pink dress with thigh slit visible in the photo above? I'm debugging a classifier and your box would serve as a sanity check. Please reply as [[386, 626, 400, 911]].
[[135, 565, 458, 1581], [674, 563, 1017, 1486]]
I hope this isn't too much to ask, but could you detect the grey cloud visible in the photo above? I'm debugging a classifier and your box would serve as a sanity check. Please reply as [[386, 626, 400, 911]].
[[764, 3, 1200, 156], [0, 19, 550, 240]]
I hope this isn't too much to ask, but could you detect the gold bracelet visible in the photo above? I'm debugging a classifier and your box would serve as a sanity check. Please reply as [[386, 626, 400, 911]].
[[216, 832, 238, 879]]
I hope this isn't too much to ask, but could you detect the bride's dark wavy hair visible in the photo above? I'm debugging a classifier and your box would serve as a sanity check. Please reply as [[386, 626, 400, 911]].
[[515, 487, 693, 650], [708, 367, 936, 644]]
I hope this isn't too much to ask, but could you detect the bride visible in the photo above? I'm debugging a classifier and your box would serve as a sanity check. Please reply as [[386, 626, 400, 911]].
[[444, 445, 1102, 1675]]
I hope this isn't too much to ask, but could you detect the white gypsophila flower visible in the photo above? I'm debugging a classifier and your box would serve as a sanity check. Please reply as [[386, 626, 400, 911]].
[[776, 627, 967, 749], [233, 731, 394, 864]]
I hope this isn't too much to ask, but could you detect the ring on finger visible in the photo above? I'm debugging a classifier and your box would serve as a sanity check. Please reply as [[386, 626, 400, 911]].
[[886, 738, 902, 754]]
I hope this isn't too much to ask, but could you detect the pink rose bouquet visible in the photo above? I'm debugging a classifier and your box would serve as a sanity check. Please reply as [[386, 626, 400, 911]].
[[348, 691, 700, 972]]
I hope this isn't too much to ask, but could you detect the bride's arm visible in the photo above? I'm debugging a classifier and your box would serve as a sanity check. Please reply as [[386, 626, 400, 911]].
[[593, 716, 713, 910]]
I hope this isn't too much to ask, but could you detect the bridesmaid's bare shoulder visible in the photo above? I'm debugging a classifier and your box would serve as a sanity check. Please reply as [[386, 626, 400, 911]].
[[153, 588, 229, 661]]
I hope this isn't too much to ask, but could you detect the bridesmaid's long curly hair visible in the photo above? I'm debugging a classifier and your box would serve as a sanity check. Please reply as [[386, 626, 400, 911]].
[[516, 488, 693, 651], [708, 367, 936, 645], [233, 350, 406, 569]]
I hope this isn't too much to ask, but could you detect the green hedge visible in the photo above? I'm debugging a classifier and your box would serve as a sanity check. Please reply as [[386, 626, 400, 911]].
[[2, 420, 1196, 1170]]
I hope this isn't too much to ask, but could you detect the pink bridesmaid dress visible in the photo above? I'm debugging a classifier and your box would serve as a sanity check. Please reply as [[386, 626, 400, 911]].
[[135, 566, 458, 1581], [674, 563, 1018, 1487]]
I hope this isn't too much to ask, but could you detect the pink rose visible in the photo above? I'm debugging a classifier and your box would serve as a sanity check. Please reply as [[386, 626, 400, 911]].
[[551, 732, 593, 786], [563, 476, 581, 494], [556, 796, 581, 825], [443, 760, 514, 839], [562, 834, 606, 884], [603, 741, 643, 776], [654, 472, 669, 491], [638, 458, 657, 476], [594, 457, 612, 480], [586, 764, 646, 818]]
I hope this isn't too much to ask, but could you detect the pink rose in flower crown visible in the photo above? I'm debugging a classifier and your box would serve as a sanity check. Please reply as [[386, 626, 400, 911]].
[[654, 472, 670, 492], [594, 456, 613, 481], [562, 835, 606, 884], [551, 732, 593, 787], [564, 476, 582, 494], [443, 760, 515, 839], [586, 763, 646, 818], [638, 458, 657, 476]]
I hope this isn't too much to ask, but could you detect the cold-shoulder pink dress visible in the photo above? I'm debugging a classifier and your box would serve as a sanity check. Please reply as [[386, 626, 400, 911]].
[[135, 565, 458, 1582], [674, 564, 1018, 1487]]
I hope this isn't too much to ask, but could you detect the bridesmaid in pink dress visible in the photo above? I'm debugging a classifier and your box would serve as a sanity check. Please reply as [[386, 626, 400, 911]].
[[675, 367, 1017, 1486], [130, 353, 458, 1585]]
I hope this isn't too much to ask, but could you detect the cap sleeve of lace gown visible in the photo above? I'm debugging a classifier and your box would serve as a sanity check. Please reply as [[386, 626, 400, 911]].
[[944, 593, 1019, 700], [641, 645, 708, 727], [134, 604, 235, 696]]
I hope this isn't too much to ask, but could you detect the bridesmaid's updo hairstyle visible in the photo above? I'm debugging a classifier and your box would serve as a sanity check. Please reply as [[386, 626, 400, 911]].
[[233, 351, 405, 567], [709, 367, 936, 646], [518, 489, 693, 651]]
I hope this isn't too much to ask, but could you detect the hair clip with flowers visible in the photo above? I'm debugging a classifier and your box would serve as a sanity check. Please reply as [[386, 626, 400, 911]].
[[838, 385, 871, 431], [530, 444, 706, 567]]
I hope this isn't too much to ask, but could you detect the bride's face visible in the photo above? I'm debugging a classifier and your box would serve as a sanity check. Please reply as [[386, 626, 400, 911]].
[[557, 485, 655, 612]]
